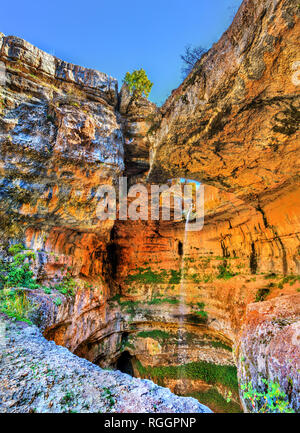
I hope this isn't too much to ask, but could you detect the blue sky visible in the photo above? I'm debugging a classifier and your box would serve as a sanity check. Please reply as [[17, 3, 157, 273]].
[[0, 0, 242, 105]]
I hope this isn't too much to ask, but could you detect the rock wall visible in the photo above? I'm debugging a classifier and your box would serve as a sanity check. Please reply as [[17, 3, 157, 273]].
[[0, 33, 123, 257], [0, 318, 211, 413], [237, 294, 300, 412], [149, 0, 300, 202]]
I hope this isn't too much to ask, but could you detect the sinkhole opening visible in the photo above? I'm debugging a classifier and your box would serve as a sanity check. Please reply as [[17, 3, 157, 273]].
[[116, 351, 134, 376], [178, 241, 183, 256], [107, 243, 118, 279], [250, 242, 257, 274]]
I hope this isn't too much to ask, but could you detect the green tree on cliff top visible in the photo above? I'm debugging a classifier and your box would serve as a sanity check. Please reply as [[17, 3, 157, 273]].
[[123, 69, 153, 98]]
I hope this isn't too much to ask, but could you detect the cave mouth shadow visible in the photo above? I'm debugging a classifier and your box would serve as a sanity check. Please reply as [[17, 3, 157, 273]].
[[116, 351, 134, 376], [178, 240, 183, 256]]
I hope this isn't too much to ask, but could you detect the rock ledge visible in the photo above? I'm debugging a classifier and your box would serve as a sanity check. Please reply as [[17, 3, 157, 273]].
[[0, 318, 212, 413]]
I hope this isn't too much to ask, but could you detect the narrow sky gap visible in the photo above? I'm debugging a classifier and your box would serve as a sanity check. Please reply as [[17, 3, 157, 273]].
[[0, 0, 243, 105]]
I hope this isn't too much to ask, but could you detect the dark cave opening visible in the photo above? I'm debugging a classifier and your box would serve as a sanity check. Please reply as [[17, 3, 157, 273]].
[[122, 331, 129, 341], [107, 242, 118, 279], [178, 241, 183, 256], [250, 242, 258, 274], [116, 351, 134, 376]]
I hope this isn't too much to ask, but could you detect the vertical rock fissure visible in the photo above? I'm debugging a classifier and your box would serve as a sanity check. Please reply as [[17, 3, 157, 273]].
[[250, 242, 258, 274]]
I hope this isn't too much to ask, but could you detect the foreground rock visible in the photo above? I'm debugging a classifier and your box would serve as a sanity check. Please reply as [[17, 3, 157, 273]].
[[0, 318, 212, 413], [238, 294, 300, 412]]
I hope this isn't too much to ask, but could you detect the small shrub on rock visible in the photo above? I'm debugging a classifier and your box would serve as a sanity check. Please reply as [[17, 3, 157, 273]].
[[241, 379, 295, 413], [123, 69, 153, 98]]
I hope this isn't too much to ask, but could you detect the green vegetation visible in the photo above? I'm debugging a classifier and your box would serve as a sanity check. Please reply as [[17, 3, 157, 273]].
[[109, 295, 141, 316], [137, 330, 171, 342], [126, 267, 185, 286], [101, 387, 115, 408], [194, 302, 208, 321], [183, 332, 232, 351], [255, 274, 300, 294], [148, 296, 179, 305], [136, 360, 239, 392], [135, 329, 232, 352], [53, 297, 62, 306], [217, 262, 236, 280], [122, 341, 135, 351], [189, 273, 213, 284], [120, 300, 140, 315], [0, 244, 40, 323], [40, 275, 77, 300], [187, 388, 242, 413], [54, 274, 77, 297], [110, 293, 122, 303], [255, 288, 270, 302], [0, 244, 76, 321], [125, 266, 216, 287], [0, 244, 39, 291], [60, 391, 75, 407], [110, 292, 180, 318], [43, 287, 52, 295], [0, 288, 35, 324], [264, 272, 277, 280], [241, 379, 295, 413], [123, 69, 153, 98], [187, 302, 208, 323], [126, 267, 167, 284], [277, 274, 300, 289], [210, 340, 232, 352], [202, 274, 214, 283], [168, 270, 182, 284]]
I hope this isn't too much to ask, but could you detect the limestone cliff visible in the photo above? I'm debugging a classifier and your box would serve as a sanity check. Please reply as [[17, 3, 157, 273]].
[[0, 319, 211, 413], [0, 0, 299, 414]]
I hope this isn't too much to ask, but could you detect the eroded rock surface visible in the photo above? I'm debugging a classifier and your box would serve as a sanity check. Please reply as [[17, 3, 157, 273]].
[[149, 0, 300, 204], [0, 319, 211, 413], [238, 294, 300, 412], [0, 0, 299, 414], [0, 33, 123, 246]]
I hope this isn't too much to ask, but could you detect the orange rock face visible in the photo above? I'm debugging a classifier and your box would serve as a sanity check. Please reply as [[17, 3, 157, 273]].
[[149, 0, 300, 204]]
